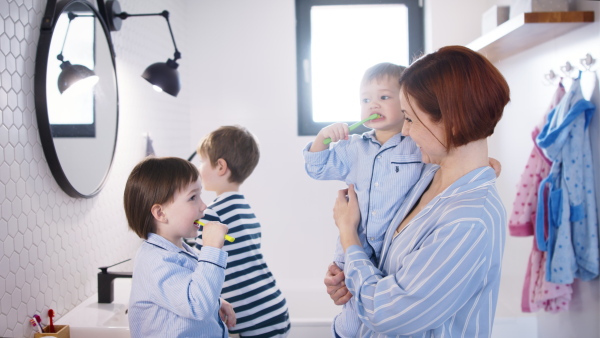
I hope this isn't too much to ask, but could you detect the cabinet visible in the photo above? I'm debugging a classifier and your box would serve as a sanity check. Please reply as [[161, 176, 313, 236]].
[[466, 11, 594, 62]]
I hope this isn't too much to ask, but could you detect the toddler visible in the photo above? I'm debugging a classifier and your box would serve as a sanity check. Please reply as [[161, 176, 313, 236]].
[[304, 62, 421, 267]]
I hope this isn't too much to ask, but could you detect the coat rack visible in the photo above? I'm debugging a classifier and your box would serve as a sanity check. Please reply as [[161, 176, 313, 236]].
[[544, 53, 596, 84]]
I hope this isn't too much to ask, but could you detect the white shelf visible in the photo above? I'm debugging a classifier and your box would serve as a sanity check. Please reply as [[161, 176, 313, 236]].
[[467, 11, 595, 62]]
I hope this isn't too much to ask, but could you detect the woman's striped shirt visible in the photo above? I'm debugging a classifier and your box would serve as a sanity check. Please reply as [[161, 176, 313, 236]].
[[337, 165, 506, 337], [195, 192, 290, 337]]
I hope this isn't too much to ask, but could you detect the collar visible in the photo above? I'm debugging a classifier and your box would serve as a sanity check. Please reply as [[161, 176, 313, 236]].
[[146, 233, 198, 259], [361, 130, 405, 146], [214, 191, 243, 202], [421, 165, 497, 200]]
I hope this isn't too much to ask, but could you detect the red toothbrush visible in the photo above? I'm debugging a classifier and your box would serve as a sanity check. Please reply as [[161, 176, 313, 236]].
[[48, 309, 56, 333]]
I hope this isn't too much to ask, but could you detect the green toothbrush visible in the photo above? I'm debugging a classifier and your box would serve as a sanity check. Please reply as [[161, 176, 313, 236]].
[[323, 113, 380, 145]]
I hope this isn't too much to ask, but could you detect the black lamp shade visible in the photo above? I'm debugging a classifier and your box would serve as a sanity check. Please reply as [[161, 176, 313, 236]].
[[141, 59, 181, 97], [57, 61, 98, 94]]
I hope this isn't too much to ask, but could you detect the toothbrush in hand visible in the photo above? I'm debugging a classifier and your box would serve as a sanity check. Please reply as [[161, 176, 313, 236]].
[[195, 221, 235, 242], [323, 113, 380, 145]]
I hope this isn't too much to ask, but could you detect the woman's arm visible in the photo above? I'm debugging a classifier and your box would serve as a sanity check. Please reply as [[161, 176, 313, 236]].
[[344, 222, 490, 335]]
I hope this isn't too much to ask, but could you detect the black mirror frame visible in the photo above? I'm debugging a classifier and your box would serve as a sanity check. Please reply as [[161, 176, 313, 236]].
[[35, 0, 119, 198]]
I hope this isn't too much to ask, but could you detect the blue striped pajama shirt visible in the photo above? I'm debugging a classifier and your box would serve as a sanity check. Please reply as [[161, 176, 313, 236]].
[[339, 165, 506, 337], [129, 233, 229, 338], [303, 130, 422, 265]]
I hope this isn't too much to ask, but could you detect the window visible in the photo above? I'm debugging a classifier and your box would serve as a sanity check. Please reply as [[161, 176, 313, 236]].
[[295, 0, 424, 136]]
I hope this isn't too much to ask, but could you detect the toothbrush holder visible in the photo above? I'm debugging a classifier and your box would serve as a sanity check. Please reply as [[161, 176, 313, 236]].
[[34, 325, 70, 338]]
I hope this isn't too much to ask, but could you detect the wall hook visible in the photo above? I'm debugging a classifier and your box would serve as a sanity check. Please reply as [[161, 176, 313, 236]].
[[544, 69, 557, 81], [560, 61, 574, 77], [580, 53, 596, 71]]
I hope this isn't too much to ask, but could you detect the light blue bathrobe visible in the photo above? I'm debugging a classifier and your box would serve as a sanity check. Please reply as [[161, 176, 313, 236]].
[[536, 75, 599, 284]]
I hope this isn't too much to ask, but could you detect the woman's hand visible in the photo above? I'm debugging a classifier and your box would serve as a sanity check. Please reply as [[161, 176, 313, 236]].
[[324, 263, 352, 305], [219, 299, 236, 328], [489, 157, 501, 177], [333, 184, 361, 250]]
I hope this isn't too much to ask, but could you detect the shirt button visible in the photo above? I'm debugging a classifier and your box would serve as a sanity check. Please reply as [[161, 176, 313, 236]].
[[372, 211, 377, 215], [369, 237, 375, 241], [374, 182, 379, 187], [377, 155, 382, 159]]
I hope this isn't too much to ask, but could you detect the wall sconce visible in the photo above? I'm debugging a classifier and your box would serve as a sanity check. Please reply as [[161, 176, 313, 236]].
[[57, 11, 99, 94], [104, 0, 182, 97]]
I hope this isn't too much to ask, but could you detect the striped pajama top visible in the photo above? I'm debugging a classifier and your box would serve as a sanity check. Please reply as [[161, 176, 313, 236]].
[[338, 165, 506, 337], [303, 130, 422, 265], [129, 233, 229, 338], [195, 192, 290, 337]]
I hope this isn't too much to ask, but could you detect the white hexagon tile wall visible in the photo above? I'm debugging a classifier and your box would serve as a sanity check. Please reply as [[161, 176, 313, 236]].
[[0, 0, 192, 337]]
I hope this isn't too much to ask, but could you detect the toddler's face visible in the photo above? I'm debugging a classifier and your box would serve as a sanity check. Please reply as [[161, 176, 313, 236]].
[[359, 76, 404, 135], [161, 180, 207, 241]]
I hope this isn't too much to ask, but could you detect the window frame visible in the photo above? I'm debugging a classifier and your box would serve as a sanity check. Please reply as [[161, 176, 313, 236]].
[[295, 0, 424, 136]]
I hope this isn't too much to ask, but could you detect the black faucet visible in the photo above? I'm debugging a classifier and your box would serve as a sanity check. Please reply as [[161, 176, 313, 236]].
[[98, 259, 133, 303]]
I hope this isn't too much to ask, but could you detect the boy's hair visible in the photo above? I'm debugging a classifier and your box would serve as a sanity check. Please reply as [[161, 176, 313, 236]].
[[197, 125, 260, 184], [399, 45, 510, 150], [124, 157, 199, 239], [361, 62, 407, 86]]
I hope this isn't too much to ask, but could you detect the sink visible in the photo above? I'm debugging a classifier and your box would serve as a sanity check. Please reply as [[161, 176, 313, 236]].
[[56, 279, 131, 338], [101, 305, 129, 327]]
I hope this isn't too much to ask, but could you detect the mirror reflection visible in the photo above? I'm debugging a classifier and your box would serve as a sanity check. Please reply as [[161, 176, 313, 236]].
[[49, 6, 98, 137], [37, 0, 118, 197]]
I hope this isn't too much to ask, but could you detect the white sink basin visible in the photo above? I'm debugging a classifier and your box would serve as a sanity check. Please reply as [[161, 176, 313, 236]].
[[57, 279, 131, 338]]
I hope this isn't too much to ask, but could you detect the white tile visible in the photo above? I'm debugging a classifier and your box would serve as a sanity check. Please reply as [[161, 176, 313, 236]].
[[0, 162, 10, 184], [19, 284, 30, 308], [13, 232, 23, 253], [14, 269, 24, 295], [4, 235, 16, 260], [5, 180, 16, 199], [9, 253, 20, 273], [6, 308, 18, 333], [7, 215, 17, 236]]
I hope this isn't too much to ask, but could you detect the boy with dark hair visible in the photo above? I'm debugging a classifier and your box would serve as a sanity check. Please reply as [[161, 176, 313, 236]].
[[124, 156, 235, 338]]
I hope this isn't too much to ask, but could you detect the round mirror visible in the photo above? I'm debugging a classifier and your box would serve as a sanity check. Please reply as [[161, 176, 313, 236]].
[[35, 0, 118, 198]]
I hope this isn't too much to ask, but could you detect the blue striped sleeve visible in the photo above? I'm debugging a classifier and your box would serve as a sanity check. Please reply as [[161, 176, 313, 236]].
[[345, 222, 490, 335], [303, 141, 353, 181], [136, 245, 227, 321]]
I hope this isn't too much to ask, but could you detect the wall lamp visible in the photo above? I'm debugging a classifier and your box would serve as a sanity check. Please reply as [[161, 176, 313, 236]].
[[57, 11, 99, 94], [104, 0, 182, 97]]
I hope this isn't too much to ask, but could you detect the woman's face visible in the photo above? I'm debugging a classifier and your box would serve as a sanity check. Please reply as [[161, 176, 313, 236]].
[[399, 89, 446, 164]]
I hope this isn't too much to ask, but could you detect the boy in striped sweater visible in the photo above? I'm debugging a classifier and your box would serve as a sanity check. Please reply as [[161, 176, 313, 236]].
[[195, 125, 290, 338]]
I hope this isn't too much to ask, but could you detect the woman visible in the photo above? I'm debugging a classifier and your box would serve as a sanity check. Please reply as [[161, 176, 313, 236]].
[[331, 45, 510, 337]]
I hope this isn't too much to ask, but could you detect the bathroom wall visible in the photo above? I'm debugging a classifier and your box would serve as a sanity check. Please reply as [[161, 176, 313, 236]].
[[0, 0, 192, 336]]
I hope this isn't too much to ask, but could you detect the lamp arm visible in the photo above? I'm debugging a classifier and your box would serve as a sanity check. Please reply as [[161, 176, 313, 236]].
[[57, 12, 96, 62], [57, 12, 76, 62], [115, 10, 181, 61]]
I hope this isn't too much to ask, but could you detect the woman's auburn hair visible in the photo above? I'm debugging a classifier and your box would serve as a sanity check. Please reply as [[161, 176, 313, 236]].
[[399, 45, 510, 150]]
